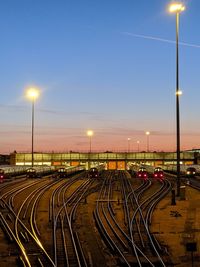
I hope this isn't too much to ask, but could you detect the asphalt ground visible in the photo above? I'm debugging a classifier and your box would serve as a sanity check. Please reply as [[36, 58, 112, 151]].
[[151, 184, 200, 267]]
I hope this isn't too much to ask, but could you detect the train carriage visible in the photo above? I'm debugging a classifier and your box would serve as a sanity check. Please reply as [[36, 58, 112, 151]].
[[0, 169, 6, 182], [26, 166, 54, 178], [88, 167, 99, 178], [54, 166, 85, 178], [26, 168, 37, 178], [160, 164, 198, 178], [137, 167, 148, 180], [186, 167, 196, 177], [153, 167, 164, 180], [56, 167, 68, 178]]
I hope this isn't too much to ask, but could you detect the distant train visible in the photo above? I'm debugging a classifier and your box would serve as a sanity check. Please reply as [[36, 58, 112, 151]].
[[0, 165, 31, 181], [161, 164, 199, 178], [56, 167, 68, 178], [26, 166, 54, 178], [137, 167, 148, 180], [186, 167, 196, 177], [130, 164, 165, 180], [55, 166, 85, 178], [0, 165, 29, 178], [88, 167, 99, 178], [0, 169, 6, 182], [153, 167, 164, 180], [88, 164, 105, 178], [26, 168, 37, 178]]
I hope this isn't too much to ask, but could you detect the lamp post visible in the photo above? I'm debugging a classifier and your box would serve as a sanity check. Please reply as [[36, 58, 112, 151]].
[[137, 140, 140, 152], [87, 130, 94, 169], [145, 131, 150, 152], [87, 130, 94, 153], [26, 87, 40, 167], [127, 138, 131, 153], [169, 2, 185, 197]]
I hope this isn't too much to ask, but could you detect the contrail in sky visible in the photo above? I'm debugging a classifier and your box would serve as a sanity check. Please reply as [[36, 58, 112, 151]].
[[122, 32, 200, 48]]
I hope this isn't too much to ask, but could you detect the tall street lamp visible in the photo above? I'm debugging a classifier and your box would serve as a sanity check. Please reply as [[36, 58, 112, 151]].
[[145, 131, 150, 152], [26, 87, 40, 167], [127, 138, 131, 153], [87, 130, 94, 169], [87, 130, 94, 153], [169, 2, 185, 197], [137, 140, 140, 152]]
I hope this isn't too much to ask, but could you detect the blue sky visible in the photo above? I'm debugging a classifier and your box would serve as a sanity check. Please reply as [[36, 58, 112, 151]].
[[0, 0, 199, 153]]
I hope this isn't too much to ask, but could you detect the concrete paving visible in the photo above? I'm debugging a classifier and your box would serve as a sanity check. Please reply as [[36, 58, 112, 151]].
[[151, 185, 200, 267]]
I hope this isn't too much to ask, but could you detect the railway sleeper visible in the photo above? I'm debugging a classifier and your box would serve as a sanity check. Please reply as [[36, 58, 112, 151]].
[[93, 211, 116, 253], [116, 256, 134, 267], [37, 257, 45, 267], [24, 231, 30, 242], [6, 213, 13, 222], [0, 202, 5, 209], [74, 231, 88, 267], [16, 255, 26, 267], [108, 202, 116, 216], [20, 231, 29, 243], [150, 234, 165, 253], [148, 240, 166, 258], [0, 217, 14, 242]]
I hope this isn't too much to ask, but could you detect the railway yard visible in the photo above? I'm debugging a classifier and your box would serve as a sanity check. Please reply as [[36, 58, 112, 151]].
[[0, 169, 199, 267]]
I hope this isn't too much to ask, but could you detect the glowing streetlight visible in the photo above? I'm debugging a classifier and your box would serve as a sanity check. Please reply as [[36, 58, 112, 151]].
[[168, 2, 185, 197], [145, 131, 150, 152], [127, 138, 131, 153], [169, 3, 185, 13], [87, 130, 94, 153], [137, 140, 140, 152], [26, 87, 40, 167], [87, 130, 94, 170]]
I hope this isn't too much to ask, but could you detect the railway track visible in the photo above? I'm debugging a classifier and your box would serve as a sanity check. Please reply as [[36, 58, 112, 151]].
[[0, 170, 175, 266], [93, 171, 173, 266], [52, 177, 92, 267]]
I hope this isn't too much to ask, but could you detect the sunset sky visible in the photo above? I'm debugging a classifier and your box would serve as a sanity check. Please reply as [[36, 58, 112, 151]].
[[0, 0, 199, 154]]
